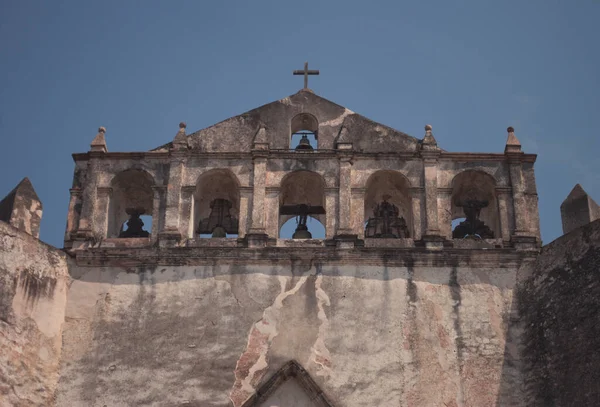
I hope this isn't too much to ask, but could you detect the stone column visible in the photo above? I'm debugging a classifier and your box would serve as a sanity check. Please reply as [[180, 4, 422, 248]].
[[159, 152, 186, 243], [64, 187, 83, 244], [249, 155, 267, 234], [423, 157, 440, 236], [180, 186, 196, 239], [419, 125, 444, 248], [96, 187, 112, 238], [238, 186, 253, 238], [496, 187, 512, 243], [409, 187, 424, 240], [508, 160, 528, 236], [76, 155, 100, 239], [437, 187, 453, 239], [265, 187, 279, 238], [325, 187, 339, 239], [151, 185, 167, 242], [504, 127, 537, 249], [351, 188, 365, 239], [336, 154, 355, 238]]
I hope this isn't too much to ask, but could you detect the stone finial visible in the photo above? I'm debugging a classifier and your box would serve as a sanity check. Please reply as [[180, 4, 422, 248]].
[[0, 177, 43, 238], [420, 124, 438, 151], [90, 126, 107, 153], [173, 122, 188, 150], [560, 184, 600, 235], [504, 126, 522, 153]]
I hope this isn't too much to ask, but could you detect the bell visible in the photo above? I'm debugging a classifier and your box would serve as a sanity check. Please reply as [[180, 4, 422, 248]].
[[295, 134, 314, 151], [292, 224, 312, 239], [211, 226, 227, 238]]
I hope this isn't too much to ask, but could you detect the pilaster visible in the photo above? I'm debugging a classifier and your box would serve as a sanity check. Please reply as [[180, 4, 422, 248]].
[[151, 185, 167, 242], [238, 186, 253, 238], [180, 186, 196, 239], [495, 187, 512, 244], [76, 153, 101, 240], [437, 187, 453, 239], [96, 187, 112, 239], [419, 124, 445, 249], [248, 154, 268, 235], [409, 187, 424, 241], [336, 154, 353, 236], [325, 187, 339, 239], [246, 147, 269, 246], [64, 187, 83, 246], [351, 187, 366, 239], [159, 151, 186, 244]]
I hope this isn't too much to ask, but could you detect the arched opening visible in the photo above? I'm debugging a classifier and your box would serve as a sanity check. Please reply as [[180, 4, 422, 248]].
[[451, 170, 499, 239], [108, 169, 154, 238], [364, 170, 412, 238], [290, 113, 318, 150], [279, 216, 326, 239], [279, 170, 326, 239], [194, 169, 240, 238]]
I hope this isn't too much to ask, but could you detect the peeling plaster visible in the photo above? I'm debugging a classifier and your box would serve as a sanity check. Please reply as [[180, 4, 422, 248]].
[[311, 273, 332, 378], [230, 274, 311, 406]]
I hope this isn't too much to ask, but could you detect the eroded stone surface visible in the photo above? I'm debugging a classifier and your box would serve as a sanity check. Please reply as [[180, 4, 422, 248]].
[[0, 222, 69, 407]]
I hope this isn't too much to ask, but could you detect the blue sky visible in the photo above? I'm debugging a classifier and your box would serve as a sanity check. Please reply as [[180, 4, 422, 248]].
[[1, 1, 598, 246]]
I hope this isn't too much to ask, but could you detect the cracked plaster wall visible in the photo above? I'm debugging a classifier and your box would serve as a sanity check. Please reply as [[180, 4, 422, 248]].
[[0, 222, 70, 407], [56, 260, 524, 407]]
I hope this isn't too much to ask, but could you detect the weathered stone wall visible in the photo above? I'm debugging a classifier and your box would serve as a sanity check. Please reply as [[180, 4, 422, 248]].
[[56, 250, 530, 406], [0, 222, 70, 406], [519, 219, 600, 406]]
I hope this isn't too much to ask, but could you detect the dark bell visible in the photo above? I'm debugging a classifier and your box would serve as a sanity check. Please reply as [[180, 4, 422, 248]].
[[292, 224, 312, 239], [295, 134, 313, 151], [211, 226, 227, 238]]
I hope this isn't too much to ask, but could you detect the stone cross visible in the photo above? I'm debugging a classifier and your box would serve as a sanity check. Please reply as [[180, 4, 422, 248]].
[[293, 62, 319, 89]]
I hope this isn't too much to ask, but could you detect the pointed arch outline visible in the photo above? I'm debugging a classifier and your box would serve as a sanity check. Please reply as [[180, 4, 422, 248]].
[[240, 360, 334, 407]]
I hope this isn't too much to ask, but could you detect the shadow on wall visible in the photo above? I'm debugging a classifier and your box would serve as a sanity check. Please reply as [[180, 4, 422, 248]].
[[498, 219, 600, 406]]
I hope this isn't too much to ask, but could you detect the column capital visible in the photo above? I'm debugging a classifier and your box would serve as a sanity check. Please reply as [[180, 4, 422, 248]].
[[338, 154, 353, 163], [251, 150, 269, 159], [495, 186, 512, 195], [97, 186, 113, 197], [420, 150, 441, 162]]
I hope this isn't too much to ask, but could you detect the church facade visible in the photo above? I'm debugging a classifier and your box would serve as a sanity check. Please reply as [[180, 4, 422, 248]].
[[1, 85, 599, 406]]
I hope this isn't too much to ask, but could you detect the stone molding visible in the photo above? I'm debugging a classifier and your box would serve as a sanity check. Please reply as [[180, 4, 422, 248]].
[[96, 187, 113, 196], [73, 245, 536, 268]]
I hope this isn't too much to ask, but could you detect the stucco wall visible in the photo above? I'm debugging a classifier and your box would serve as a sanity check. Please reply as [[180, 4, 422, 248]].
[[56, 253, 527, 407], [519, 219, 600, 406], [0, 222, 70, 407]]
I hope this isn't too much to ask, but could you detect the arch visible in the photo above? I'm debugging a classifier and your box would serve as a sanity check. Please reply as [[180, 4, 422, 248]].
[[279, 170, 326, 238], [290, 113, 318, 150], [194, 169, 240, 237], [279, 216, 325, 239], [240, 360, 334, 407], [363, 170, 412, 238], [107, 169, 155, 238], [450, 170, 499, 238]]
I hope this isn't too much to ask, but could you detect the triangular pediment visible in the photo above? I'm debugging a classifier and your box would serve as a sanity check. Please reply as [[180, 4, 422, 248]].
[[241, 360, 334, 407], [152, 90, 420, 153]]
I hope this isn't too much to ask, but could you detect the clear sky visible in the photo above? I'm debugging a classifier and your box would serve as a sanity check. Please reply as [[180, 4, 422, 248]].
[[1, 1, 599, 246]]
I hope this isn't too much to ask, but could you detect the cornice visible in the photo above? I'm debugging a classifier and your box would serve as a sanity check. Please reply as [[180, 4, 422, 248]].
[[72, 246, 536, 268], [71, 150, 537, 164]]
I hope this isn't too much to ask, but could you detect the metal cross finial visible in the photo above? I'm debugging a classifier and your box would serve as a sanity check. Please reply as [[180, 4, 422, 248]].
[[293, 62, 319, 89]]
